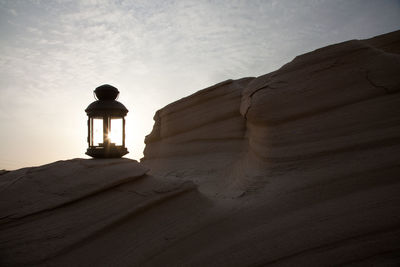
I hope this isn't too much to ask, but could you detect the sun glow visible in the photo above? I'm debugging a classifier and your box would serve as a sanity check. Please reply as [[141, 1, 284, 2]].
[[109, 118, 123, 146], [90, 117, 124, 146]]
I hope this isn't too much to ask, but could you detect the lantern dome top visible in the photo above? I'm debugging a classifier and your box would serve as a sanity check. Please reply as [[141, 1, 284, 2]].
[[85, 100, 128, 116], [85, 84, 128, 117], [94, 84, 119, 100]]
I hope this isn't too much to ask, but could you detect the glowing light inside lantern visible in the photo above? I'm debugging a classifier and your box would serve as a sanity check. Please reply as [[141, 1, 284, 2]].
[[109, 118, 123, 145], [93, 118, 103, 146]]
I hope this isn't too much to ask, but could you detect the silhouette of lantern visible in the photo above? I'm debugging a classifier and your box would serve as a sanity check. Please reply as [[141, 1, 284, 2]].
[[85, 84, 129, 158]]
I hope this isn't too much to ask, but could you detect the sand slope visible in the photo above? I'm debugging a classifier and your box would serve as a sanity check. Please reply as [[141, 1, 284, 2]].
[[1, 30, 400, 266]]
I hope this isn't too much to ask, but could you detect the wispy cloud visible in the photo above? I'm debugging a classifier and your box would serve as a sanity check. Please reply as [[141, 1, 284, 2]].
[[9, 8, 17, 16]]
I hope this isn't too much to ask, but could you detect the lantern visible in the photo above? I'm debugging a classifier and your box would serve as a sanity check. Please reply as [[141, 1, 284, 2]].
[[85, 84, 129, 158]]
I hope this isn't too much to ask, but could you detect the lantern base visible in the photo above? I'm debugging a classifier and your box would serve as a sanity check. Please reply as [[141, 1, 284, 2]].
[[86, 146, 128, 158]]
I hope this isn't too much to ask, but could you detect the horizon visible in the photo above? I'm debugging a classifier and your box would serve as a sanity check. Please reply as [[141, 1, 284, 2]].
[[1, 0, 400, 170]]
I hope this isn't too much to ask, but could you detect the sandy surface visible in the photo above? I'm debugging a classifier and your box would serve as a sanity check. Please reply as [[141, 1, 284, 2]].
[[1, 30, 400, 266]]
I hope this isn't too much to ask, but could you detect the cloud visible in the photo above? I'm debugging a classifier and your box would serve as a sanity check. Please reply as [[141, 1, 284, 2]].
[[9, 8, 17, 16]]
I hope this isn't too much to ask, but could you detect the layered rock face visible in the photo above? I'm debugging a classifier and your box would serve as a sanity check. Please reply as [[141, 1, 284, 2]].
[[143, 77, 257, 194], [144, 77, 253, 158], [142, 30, 400, 265], [1, 31, 400, 266], [144, 30, 400, 193]]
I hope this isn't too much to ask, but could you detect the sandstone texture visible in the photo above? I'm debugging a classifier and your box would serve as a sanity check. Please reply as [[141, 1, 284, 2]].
[[0, 159, 206, 266], [1, 30, 400, 266], [143, 30, 400, 265]]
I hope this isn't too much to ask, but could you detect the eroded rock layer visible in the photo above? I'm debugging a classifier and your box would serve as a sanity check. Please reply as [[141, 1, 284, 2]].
[[0, 159, 210, 266], [142, 30, 400, 265]]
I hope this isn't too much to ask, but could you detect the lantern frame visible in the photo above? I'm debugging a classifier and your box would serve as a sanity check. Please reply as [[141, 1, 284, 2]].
[[85, 85, 129, 158]]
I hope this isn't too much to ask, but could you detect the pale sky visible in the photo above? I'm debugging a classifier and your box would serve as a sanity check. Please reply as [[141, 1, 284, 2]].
[[0, 0, 399, 170]]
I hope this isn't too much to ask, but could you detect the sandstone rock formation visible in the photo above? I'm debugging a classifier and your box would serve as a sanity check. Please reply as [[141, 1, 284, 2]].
[[1, 30, 400, 266], [0, 159, 206, 266], [143, 29, 400, 265]]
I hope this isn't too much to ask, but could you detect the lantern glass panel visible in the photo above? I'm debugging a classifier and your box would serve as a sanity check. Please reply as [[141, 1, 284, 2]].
[[109, 118, 123, 146], [92, 118, 103, 146]]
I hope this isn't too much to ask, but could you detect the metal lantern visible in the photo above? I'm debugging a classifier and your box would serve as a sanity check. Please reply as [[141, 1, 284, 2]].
[[85, 84, 129, 158]]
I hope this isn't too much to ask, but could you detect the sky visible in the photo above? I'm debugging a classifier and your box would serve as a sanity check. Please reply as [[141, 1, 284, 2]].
[[0, 0, 399, 170]]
